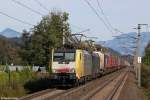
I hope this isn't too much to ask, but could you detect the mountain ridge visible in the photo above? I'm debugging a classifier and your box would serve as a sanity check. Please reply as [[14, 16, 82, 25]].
[[98, 32, 150, 56], [0, 28, 21, 38]]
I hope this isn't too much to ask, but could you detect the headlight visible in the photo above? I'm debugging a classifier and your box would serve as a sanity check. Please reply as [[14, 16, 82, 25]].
[[52, 69, 57, 73]]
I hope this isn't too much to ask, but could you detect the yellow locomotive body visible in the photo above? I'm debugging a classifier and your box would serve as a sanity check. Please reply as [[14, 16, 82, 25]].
[[52, 49, 92, 85], [51, 48, 127, 86]]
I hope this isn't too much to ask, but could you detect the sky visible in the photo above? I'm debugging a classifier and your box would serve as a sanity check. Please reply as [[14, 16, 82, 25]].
[[0, 0, 150, 41]]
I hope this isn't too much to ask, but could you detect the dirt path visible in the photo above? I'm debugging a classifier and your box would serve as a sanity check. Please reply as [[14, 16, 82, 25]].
[[118, 71, 145, 100]]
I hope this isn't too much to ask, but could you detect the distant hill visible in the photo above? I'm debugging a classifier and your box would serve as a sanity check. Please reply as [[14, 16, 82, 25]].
[[0, 28, 21, 38], [107, 47, 121, 55], [98, 32, 150, 56], [0, 34, 22, 65]]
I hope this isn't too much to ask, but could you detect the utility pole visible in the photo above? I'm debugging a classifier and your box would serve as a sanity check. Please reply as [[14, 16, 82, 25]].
[[62, 21, 65, 46], [137, 24, 141, 87], [133, 50, 137, 77], [135, 24, 148, 87]]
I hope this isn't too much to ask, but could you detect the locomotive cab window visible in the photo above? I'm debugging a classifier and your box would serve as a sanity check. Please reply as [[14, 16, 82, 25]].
[[53, 53, 64, 61], [53, 52, 75, 61], [65, 53, 75, 61]]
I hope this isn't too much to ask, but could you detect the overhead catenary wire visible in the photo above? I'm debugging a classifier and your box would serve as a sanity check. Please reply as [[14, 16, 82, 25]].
[[12, 0, 85, 33], [83, 0, 114, 34], [11, 0, 91, 37], [12, 0, 44, 16], [97, 0, 128, 35], [12, 0, 85, 37], [33, 0, 49, 12], [0, 11, 34, 26], [96, 0, 115, 31], [97, 0, 124, 34], [33, 0, 86, 33], [12, 0, 88, 34]]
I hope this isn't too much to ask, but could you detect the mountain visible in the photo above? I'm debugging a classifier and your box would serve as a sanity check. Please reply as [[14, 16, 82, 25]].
[[98, 32, 150, 56], [0, 28, 21, 38]]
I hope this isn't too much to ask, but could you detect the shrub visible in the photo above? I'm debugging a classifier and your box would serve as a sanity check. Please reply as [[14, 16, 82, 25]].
[[24, 77, 52, 93], [0, 71, 51, 97], [141, 64, 150, 88]]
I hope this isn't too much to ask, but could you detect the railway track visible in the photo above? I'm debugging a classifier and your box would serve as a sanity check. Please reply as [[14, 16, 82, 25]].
[[49, 68, 126, 100], [19, 68, 127, 100], [85, 69, 128, 100], [105, 71, 128, 100], [19, 89, 66, 100]]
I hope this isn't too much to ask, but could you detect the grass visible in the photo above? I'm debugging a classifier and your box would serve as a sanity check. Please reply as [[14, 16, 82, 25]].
[[0, 69, 51, 97], [0, 81, 26, 97], [141, 64, 150, 100], [0, 70, 33, 97], [144, 89, 150, 100]]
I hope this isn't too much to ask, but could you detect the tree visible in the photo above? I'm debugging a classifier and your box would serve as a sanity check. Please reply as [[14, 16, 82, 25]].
[[0, 36, 22, 65], [22, 30, 30, 49], [20, 30, 33, 65], [141, 42, 150, 88], [143, 42, 150, 65], [30, 11, 71, 66]]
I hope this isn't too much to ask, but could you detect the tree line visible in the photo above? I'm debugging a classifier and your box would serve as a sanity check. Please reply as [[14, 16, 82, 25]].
[[142, 42, 150, 99], [0, 11, 71, 67], [0, 10, 121, 68]]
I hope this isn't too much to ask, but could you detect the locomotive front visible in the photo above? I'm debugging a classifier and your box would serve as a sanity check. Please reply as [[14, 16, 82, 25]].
[[51, 49, 77, 86]]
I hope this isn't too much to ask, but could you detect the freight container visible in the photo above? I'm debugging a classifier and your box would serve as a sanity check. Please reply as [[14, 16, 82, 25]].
[[95, 51, 105, 72], [82, 50, 92, 78], [104, 53, 110, 69], [92, 52, 100, 78]]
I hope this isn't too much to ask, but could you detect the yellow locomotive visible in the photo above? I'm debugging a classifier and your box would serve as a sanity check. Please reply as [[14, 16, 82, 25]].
[[51, 48, 128, 86], [52, 49, 95, 86]]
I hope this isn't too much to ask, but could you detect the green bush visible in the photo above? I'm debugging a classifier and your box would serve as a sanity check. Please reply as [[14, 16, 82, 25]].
[[142, 64, 150, 100], [142, 43, 150, 99], [24, 77, 52, 93], [0, 71, 51, 97], [141, 64, 150, 88]]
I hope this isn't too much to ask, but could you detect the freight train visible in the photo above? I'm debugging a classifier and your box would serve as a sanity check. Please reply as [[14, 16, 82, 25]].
[[51, 48, 128, 86]]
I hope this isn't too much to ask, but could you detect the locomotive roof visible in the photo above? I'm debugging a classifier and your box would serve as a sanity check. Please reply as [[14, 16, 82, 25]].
[[54, 49, 76, 53]]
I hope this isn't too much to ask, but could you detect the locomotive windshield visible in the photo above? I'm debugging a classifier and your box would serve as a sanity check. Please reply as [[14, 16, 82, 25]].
[[54, 52, 75, 61]]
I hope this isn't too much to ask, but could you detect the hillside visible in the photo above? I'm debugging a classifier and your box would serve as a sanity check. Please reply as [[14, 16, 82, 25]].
[[98, 32, 150, 55], [0, 34, 22, 65], [0, 28, 21, 38]]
